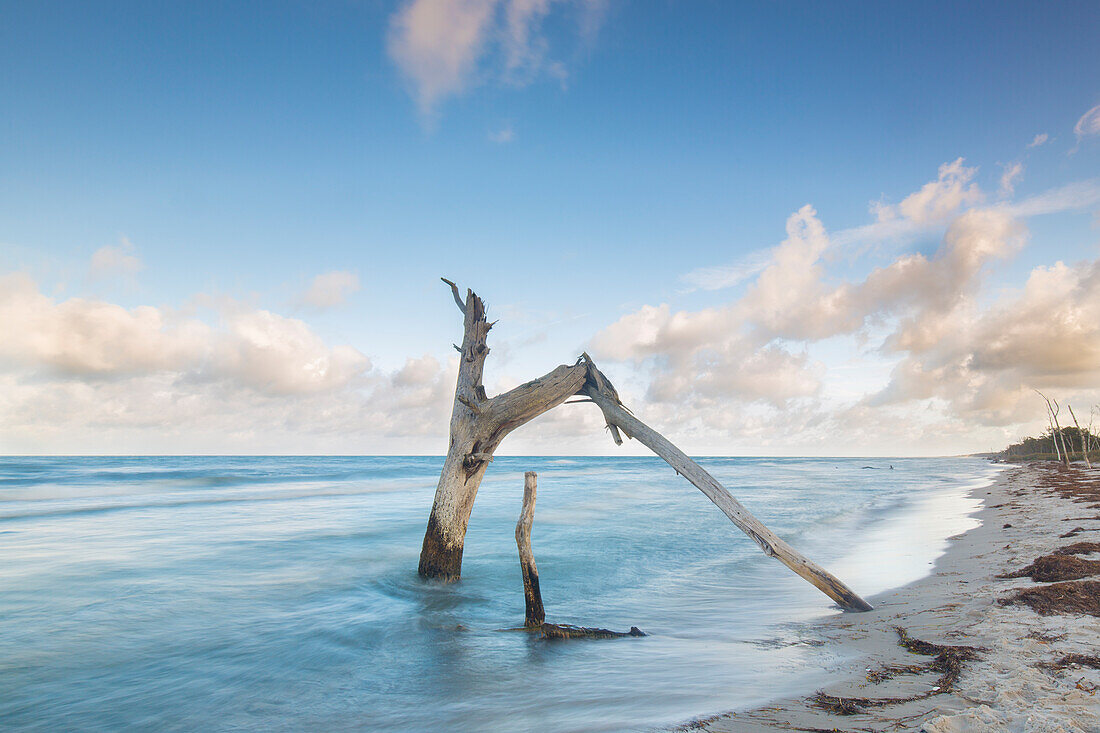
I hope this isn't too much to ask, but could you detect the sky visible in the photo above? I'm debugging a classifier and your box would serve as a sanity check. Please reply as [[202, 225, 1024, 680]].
[[1, 0, 1099, 455]]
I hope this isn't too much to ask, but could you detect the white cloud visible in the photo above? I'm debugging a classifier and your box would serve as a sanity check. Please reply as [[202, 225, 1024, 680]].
[[0, 274, 463, 453], [1074, 103, 1100, 139], [89, 237, 142, 278], [876, 158, 983, 225], [589, 165, 1100, 451], [387, 0, 605, 116], [388, 0, 499, 115], [1027, 133, 1049, 148], [999, 161, 1023, 197], [299, 270, 360, 309], [488, 123, 516, 143], [0, 273, 370, 394], [680, 250, 772, 292]]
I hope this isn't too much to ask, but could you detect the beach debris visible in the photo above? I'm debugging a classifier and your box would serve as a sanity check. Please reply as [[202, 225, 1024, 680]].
[[1000, 554, 1100, 582], [1037, 653, 1100, 671], [809, 628, 981, 715], [516, 471, 545, 628], [1054, 541, 1100, 556], [999, 580, 1100, 616], [512, 471, 646, 640], [418, 280, 873, 613], [540, 623, 646, 640]]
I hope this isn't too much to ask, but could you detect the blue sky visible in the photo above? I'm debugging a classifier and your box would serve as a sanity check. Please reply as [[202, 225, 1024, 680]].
[[2, 1, 1099, 454]]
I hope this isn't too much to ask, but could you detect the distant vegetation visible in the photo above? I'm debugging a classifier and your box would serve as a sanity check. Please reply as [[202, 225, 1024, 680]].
[[1001, 427, 1099, 463]]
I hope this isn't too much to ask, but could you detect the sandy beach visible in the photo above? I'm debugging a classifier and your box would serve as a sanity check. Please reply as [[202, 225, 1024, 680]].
[[681, 462, 1100, 733]]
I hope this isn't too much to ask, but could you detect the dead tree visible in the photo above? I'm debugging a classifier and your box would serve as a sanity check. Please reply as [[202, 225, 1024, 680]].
[[516, 471, 545, 627], [1069, 404, 1092, 470], [1037, 390, 1070, 467], [419, 281, 873, 613], [418, 281, 588, 580]]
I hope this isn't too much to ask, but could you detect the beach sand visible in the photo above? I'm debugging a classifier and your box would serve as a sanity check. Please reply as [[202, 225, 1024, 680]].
[[680, 462, 1100, 733]]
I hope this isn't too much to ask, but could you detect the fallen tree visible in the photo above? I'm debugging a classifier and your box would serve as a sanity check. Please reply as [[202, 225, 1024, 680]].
[[418, 280, 873, 612]]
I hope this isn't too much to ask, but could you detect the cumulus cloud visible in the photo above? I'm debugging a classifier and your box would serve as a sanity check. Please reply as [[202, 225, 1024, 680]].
[[590, 163, 1100, 450], [299, 270, 360, 309], [89, 237, 142, 278], [387, 0, 605, 116], [0, 274, 462, 453], [0, 273, 372, 394]]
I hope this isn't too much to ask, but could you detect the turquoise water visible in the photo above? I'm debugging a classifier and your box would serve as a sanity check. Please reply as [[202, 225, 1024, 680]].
[[0, 456, 999, 731]]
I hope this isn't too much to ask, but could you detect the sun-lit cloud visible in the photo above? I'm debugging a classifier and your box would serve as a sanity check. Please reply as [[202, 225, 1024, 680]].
[[588, 161, 1100, 453], [299, 270, 360, 309], [387, 0, 605, 117], [0, 273, 464, 453]]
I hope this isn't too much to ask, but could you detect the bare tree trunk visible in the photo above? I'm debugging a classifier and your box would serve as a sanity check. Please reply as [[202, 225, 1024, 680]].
[[1069, 405, 1091, 470], [1037, 390, 1068, 466], [419, 281, 871, 613], [1053, 400, 1071, 467], [516, 471, 545, 627], [419, 281, 588, 580], [579, 355, 873, 612]]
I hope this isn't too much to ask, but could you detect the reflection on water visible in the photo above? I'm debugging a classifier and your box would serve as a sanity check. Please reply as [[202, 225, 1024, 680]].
[[0, 456, 1000, 731]]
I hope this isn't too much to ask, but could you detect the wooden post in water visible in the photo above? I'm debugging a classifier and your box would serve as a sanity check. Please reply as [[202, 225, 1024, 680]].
[[516, 471, 545, 627]]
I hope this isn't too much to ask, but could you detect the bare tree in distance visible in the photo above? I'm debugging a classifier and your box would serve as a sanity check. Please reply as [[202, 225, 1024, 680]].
[[1036, 390, 1071, 467], [1068, 404, 1092, 470]]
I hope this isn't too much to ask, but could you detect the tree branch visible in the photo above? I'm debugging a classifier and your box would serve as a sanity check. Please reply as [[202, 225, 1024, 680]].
[[441, 277, 466, 315]]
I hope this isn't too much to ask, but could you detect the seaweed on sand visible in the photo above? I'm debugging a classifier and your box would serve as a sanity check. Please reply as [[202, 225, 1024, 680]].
[[999, 580, 1100, 617], [809, 627, 981, 715]]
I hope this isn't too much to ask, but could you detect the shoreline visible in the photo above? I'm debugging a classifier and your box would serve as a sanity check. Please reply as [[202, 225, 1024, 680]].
[[680, 462, 1100, 732]]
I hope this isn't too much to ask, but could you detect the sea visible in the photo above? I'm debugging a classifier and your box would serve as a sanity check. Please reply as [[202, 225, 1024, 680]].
[[0, 455, 1002, 732]]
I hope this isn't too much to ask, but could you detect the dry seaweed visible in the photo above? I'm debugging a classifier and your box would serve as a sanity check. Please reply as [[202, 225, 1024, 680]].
[[1000, 554, 1100, 582], [1053, 541, 1100, 556], [808, 628, 981, 715], [1037, 653, 1100, 671], [999, 580, 1100, 616]]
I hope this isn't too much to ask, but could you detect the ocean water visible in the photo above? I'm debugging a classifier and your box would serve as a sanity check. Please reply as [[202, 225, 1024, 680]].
[[0, 455, 1000, 732]]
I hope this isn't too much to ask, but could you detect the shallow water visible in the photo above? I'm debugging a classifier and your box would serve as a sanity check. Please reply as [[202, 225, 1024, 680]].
[[0, 456, 1000, 731]]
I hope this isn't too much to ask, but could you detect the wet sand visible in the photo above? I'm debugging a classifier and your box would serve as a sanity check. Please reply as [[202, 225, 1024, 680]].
[[680, 462, 1100, 733]]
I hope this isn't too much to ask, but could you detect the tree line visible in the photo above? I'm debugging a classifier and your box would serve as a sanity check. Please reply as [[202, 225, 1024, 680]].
[[1000, 393, 1099, 467]]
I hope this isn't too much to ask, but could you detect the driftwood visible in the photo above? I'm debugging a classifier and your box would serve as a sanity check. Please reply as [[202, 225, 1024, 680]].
[[579, 355, 873, 612], [516, 471, 545, 627], [514, 471, 645, 638], [1069, 404, 1092, 470], [418, 281, 588, 580], [419, 281, 873, 613]]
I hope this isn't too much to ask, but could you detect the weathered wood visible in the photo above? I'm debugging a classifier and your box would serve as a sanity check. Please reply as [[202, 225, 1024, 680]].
[[418, 282, 589, 581], [540, 623, 645, 639], [516, 471, 545, 627], [579, 355, 874, 612], [1069, 404, 1092, 470]]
